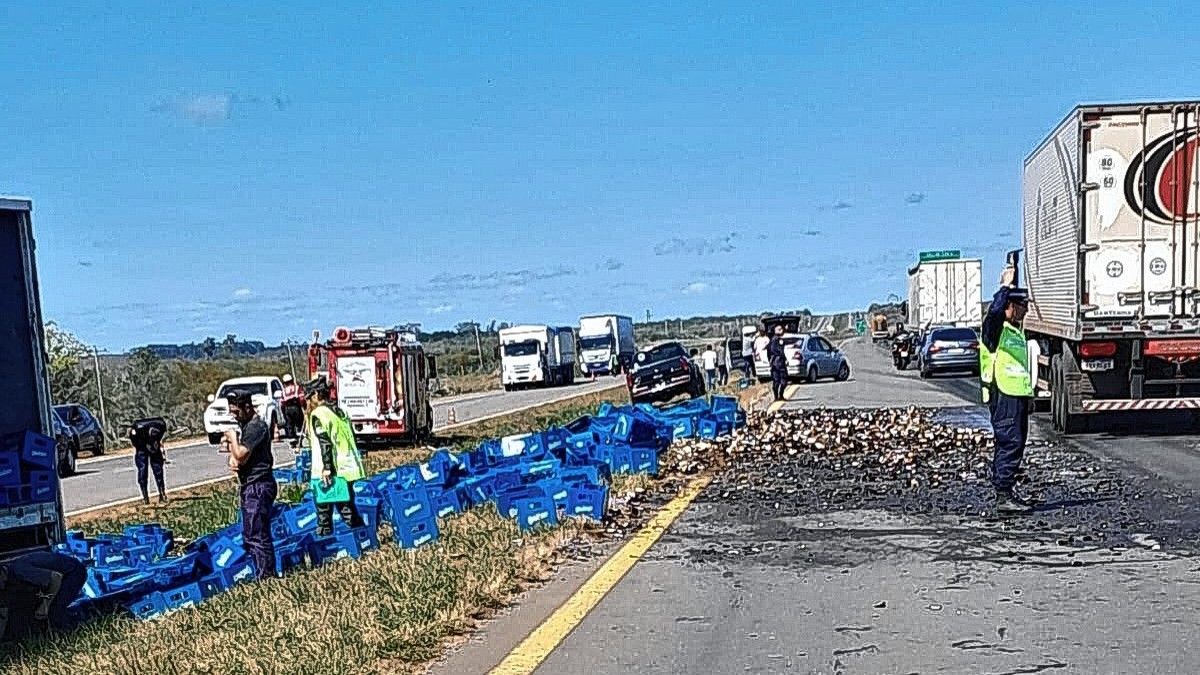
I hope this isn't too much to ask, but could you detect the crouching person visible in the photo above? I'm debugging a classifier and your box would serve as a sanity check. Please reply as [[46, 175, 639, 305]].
[[304, 378, 366, 536]]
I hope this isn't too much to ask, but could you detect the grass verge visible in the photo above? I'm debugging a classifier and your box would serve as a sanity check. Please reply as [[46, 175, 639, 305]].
[[1, 389, 627, 673]]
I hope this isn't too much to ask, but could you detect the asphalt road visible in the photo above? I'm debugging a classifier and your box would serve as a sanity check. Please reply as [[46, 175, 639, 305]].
[[62, 377, 623, 515], [523, 339, 1200, 674]]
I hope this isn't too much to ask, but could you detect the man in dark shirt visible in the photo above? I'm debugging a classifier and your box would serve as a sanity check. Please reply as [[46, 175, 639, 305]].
[[767, 325, 789, 401], [222, 389, 277, 580]]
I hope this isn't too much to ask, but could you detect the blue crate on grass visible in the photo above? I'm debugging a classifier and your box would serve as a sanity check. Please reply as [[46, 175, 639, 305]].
[[123, 544, 157, 567], [543, 427, 569, 455], [492, 468, 523, 493], [284, 501, 318, 535], [160, 582, 204, 612], [611, 411, 662, 447], [148, 552, 206, 587], [395, 518, 439, 549], [386, 486, 433, 525], [350, 496, 382, 529], [353, 480, 382, 500], [432, 487, 466, 519], [124, 524, 174, 558], [198, 573, 228, 599], [521, 458, 561, 480], [514, 495, 559, 532], [461, 475, 497, 506], [221, 560, 256, 587], [604, 446, 633, 474], [306, 530, 361, 566], [14, 431, 57, 471], [698, 418, 719, 440], [348, 524, 380, 552], [208, 534, 247, 570], [558, 465, 607, 487], [497, 485, 547, 519], [532, 479, 569, 511], [27, 470, 55, 502], [596, 402, 616, 418], [669, 417, 696, 440], [630, 448, 659, 476], [80, 569, 106, 600], [716, 420, 734, 437], [92, 543, 131, 568], [63, 530, 92, 555], [711, 396, 738, 415], [125, 593, 166, 620], [499, 432, 547, 461], [566, 484, 608, 520], [275, 536, 310, 575], [378, 465, 421, 491]]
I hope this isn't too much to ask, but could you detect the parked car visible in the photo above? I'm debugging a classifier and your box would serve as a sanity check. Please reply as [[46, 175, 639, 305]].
[[54, 403, 105, 456], [628, 342, 706, 404], [753, 333, 851, 383], [51, 408, 80, 476], [203, 376, 284, 445], [917, 326, 981, 378]]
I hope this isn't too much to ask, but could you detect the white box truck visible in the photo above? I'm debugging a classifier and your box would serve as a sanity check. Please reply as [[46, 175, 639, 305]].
[[576, 315, 636, 376], [906, 257, 983, 330], [1022, 101, 1200, 433], [0, 197, 66, 553], [499, 325, 577, 390]]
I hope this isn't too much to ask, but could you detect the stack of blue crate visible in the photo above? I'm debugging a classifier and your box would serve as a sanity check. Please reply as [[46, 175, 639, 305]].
[[0, 431, 60, 508]]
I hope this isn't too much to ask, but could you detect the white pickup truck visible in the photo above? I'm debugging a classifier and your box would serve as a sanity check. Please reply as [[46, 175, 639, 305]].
[[203, 375, 284, 444]]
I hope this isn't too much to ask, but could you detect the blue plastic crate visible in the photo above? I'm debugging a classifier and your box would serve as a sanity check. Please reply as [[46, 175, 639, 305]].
[[208, 534, 247, 570], [521, 458, 561, 480], [64, 530, 92, 555], [123, 524, 174, 558], [275, 537, 310, 575], [1, 485, 32, 507], [670, 417, 696, 440], [125, 593, 166, 620], [0, 454, 22, 487], [497, 485, 547, 519], [198, 573, 228, 599], [461, 475, 497, 506], [352, 480, 381, 500], [92, 543, 131, 568], [221, 561, 256, 587], [123, 544, 157, 567], [283, 501, 318, 535], [606, 446, 633, 474], [432, 487, 466, 519], [558, 465, 605, 487], [348, 524, 380, 552], [566, 484, 608, 520], [148, 551, 207, 587], [15, 431, 57, 471], [711, 396, 738, 414], [307, 530, 361, 566], [386, 486, 433, 525], [394, 517, 439, 550], [698, 418, 720, 439], [716, 420, 734, 438], [161, 582, 204, 612], [537, 480, 570, 511], [630, 448, 659, 476], [514, 495, 559, 532]]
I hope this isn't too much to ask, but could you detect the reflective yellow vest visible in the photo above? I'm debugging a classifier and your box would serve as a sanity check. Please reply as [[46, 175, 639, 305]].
[[307, 405, 366, 482], [979, 342, 994, 403], [992, 322, 1033, 398]]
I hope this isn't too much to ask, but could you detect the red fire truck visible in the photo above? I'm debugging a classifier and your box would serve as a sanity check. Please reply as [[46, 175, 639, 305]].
[[307, 326, 438, 444]]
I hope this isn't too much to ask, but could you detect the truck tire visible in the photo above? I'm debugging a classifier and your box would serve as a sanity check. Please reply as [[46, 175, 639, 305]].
[[1051, 352, 1088, 434]]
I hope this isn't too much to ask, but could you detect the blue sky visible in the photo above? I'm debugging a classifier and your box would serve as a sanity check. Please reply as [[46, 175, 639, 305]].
[[4, 1, 1198, 350]]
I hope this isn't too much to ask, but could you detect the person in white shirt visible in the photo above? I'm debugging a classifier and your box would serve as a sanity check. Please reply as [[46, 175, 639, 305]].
[[701, 345, 719, 391], [752, 328, 771, 378]]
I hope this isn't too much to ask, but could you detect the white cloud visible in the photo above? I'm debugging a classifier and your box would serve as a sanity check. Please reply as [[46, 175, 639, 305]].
[[429, 304, 455, 314], [181, 94, 233, 124], [233, 288, 253, 298], [682, 281, 712, 295]]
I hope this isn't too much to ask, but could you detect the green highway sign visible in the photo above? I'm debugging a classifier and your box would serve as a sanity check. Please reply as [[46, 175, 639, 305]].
[[854, 319, 866, 335], [919, 250, 961, 262]]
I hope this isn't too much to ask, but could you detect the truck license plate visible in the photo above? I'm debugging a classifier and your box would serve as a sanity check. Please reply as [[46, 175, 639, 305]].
[[1081, 359, 1114, 372]]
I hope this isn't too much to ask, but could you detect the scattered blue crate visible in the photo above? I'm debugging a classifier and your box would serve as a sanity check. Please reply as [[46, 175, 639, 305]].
[[514, 495, 558, 532], [521, 458, 561, 480], [307, 530, 361, 566], [198, 573, 228, 599], [432, 487, 466, 519], [347, 525, 380, 552], [566, 484, 608, 520], [125, 593, 166, 620], [630, 448, 659, 477], [497, 485, 547, 519], [283, 501, 318, 535], [208, 534, 247, 570], [386, 486, 433, 525], [160, 582, 204, 612], [92, 543, 131, 568], [395, 518, 439, 550], [539, 480, 570, 511], [221, 561, 256, 587], [275, 537, 310, 575], [698, 418, 719, 440], [124, 544, 157, 567], [606, 446, 633, 474]]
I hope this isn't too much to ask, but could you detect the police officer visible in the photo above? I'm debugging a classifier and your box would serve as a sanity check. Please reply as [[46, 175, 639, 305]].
[[280, 373, 305, 444], [222, 389, 277, 580], [129, 417, 168, 504], [767, 325, 788, 401], [981, 266, 1034, 513], [304, 378, 366, 537]]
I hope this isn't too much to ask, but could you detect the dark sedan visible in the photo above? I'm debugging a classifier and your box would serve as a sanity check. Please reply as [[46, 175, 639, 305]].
[[628, 342, 706, 404], [54, 403, 105, 456], [918, 326, 981, 378], [50, 408, 80, 476]]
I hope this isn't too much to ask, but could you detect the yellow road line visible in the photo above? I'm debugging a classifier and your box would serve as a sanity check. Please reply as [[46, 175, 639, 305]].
[[783, 383, 801, 399], [490, 474, 714, 674], [766, 399, 786, 414]]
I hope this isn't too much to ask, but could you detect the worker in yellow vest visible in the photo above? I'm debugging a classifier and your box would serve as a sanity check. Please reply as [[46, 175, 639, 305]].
[[980, 266, 1034, 513], [304, 378, 367, 536]]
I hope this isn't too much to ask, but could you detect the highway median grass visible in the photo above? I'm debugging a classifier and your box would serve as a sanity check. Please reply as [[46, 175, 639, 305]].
[[2, 389, 624, 674]]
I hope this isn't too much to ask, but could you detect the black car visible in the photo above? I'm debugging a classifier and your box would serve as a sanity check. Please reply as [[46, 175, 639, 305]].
[[50, 408, 80, 476], [628, 342, 706, 404], [917, 326, 981, 378], [54, 403, 105, 456]]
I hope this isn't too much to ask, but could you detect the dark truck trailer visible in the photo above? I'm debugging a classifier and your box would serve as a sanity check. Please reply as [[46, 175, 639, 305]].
[[1022, 102, 1200, 433], [0, 198, 64, 553]]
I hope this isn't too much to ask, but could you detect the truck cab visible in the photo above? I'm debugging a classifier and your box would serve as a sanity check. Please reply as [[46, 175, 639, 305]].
[[499, 325, 577, 390], [576, 315, 636, 377]]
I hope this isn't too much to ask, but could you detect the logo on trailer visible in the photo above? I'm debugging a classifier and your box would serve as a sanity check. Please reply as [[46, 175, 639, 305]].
[[1125, 128, 1200, 225], [1106, 260, 1124, 278], [1150, 257, 1168, 275], [338, 363, 370, 384]]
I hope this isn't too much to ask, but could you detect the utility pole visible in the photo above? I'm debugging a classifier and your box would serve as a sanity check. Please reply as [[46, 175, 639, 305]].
[[284, 338, 298, 381], [92, 346, 108, 432], [473, 322, 484, 369]]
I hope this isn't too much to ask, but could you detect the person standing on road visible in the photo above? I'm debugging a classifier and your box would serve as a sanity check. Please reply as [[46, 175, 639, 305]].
[[304, 378, 367, 537], [741, 331, 755, 379], [717, 341, 730, 386], [753, 327, 770, 379], [222, 389, 277, 580], [280, 374, 305, 445], [129, 417, 168, 505], [701, 344, 719, 391], [767, 325, 788, 401], [981, 266, 1034, 513]]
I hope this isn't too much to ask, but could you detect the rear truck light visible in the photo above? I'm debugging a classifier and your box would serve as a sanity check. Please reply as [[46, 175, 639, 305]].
[[1079, 341, 1117, 358], [679, 357, 690, 370]]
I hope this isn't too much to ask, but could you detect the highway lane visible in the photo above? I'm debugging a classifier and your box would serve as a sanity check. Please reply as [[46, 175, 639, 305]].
[[62, 377, 624, 515], [508, 338, 1200, 674]]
